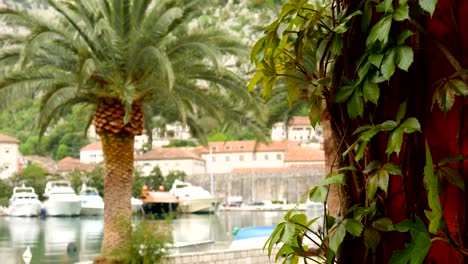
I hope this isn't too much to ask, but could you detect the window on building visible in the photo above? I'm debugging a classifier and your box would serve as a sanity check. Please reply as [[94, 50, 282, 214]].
[[212, 156, 216, 162], [240, 145, 245, 150], [175, 162, 180, 166], [225, 146, 231, 150], [252, 153, 257, 161], [277, 154, 282, 160], [264, 154, 269, 160], [239, 155, 244, 161], [225, 156, 230, 162], [143, 162, 151, 166], [211, 146, 217, 152]]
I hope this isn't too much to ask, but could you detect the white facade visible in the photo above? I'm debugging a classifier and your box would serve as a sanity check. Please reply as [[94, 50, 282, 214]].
[[134, 147, 206, 176], [0, 134, 21, 179], [79, 142, 104, 164], [271, 116, 323, 143]]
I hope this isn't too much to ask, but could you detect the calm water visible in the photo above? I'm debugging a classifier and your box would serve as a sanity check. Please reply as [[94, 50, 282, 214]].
[[0, 211, 288, 264]]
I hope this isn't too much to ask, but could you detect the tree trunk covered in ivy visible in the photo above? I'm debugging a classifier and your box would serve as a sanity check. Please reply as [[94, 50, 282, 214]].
[[249, 0, 467, 263], [330, 0, 468, 262]]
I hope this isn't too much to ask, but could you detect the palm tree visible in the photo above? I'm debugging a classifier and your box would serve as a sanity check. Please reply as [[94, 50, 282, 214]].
[[0, 0, 263, 260]]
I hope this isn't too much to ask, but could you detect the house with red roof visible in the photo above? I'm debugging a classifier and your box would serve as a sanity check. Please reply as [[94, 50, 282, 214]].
[[135, 147, 206, 176], [80, 141, 104, 164], [0, 134, 21, 179], [271, 116, 323, 144]]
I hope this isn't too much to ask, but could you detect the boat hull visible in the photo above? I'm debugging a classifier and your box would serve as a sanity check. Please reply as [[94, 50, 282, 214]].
[[178, 198, 221, 213], [80, 205, 103, 216], [142, 202, 178, 215], [9, 203, 41, 217], [44, 200, 81, 216]]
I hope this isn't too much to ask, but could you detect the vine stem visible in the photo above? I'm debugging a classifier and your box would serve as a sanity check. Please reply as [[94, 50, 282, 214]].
[[409, 19, 468, 83]]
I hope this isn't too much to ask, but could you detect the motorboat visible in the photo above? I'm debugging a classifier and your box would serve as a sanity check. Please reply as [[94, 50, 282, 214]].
[[169, 180, 221, 214], [42, 181, 81, 216], [140, 185, 178, 215], [79, 184, 104, 216], [7, 184, 42, 217]]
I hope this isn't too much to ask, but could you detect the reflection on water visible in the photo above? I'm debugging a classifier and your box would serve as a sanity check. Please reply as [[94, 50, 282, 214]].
[[0, 211, 287, 263]]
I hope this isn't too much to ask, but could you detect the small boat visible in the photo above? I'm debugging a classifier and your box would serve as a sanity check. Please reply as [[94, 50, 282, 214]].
[[169, 180, 221, 214], [131, 197, 143, 213], [140, 185, 178, 215], [42, 181, 81, 216], [79, 184, 104, 216], [229, 226, 276, 250], [8, 184, 42, 217]]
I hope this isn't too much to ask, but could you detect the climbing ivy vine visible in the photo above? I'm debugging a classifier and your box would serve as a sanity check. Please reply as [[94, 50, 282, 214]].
[[249, 0, 468, 263]]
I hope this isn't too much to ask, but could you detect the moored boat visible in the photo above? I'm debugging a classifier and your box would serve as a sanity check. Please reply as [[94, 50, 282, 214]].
[[140, 186, 178, 215], [79, 184, 104, 216], [42, 181, 81, 216], [8, 184, 42, 217], [169, 180, 221, 214]]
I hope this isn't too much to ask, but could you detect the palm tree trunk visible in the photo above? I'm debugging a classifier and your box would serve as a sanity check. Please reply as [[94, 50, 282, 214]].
[[100, 132, 135, 257]]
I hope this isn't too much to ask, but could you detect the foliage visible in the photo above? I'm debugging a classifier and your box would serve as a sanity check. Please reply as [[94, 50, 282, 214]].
[[163, 170, 186, 191], [0, 179, 13, 207], [249, 0, 467, 263], [108, 217, 173, 264], [10, 163, 48, 200], [162, 139, 197, 148], [65, 164, 104, 196]]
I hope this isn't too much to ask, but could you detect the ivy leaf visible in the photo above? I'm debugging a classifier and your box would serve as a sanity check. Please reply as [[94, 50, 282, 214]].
[[382, 49, 396, 80], [376, 120, 398, 131], [367, 15, 392, 46], [396, 101, 407, 124], [361, 0, 372, 33], [281, 221, 296, 243], [309, 185, 328, 203], [329, 222, 347, 253], [364, 228, 381, 253], [335, 84, 355, 103], [376, 0, 394, 13], [372, 217, 396, 231], [344, 218, 364, 237], [364, 160, 381, 174], [390, 216, 431, 264], [377, 169, 390, 195], [393, 1, 409, 21], [449, 79, 468, 96], [438, 166, 465, 191], [331, 33, 343, 55], [367, 173, 379, 201], [383, 162, 403, 176], [397, 30, 414, 45], [423, 141, 442, 234], [419, 0, 438, 16], [386, 127, 404, 156], [395, 46, 414, 71], [435, 83, 456, 115], [369, 53, 384, 67], [309, 96, 322, 128], [347, 92, 364, 119], [363, 78, 380, 104], [247, 71, 263, 92], [438, 155, 468, 166], [400, 117, 421, 133], [322, 173, 346, 185]]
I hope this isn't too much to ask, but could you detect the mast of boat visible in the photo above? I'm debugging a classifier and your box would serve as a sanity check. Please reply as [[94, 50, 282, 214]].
[[210, 147, 215, 195]]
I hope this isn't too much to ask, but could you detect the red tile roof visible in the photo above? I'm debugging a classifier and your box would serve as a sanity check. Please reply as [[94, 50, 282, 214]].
[[80, 141, 102, 151], [0, 134, 19, 144], [135, 147, 203, 161], [199, 140, 300, 154], [284, 146, 325, 162], [287, 116, 311, 126], [57, 157, 95, 173]]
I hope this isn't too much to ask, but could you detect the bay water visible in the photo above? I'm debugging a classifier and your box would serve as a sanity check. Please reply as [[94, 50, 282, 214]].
[[0, 211, 287, 264]]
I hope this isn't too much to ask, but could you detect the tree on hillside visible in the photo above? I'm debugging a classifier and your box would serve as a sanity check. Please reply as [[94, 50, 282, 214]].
[[250, 0, 467, 263], [0, 0, 265, 261]]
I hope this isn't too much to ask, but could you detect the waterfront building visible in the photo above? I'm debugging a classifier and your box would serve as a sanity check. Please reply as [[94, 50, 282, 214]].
[[0, 134, 21, 179], [134, 147, 206, 176], [271, 116, 323, 144]]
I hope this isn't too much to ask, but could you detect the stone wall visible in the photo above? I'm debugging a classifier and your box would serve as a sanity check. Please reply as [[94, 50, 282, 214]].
[[163, 247, 280, 264], [186, 167, 326, 203]]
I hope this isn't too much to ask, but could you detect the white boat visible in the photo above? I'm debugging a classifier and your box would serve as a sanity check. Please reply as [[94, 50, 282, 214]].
[[42, 181, 81, 216], [131, 197, 143, 213], [8, 184, 42, 217], [79, 184, 104, 216], [169, 180, 221, 213]]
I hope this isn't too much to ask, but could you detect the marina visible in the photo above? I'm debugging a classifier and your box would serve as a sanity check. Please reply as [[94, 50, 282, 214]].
[[0, 210, 292, 264]]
